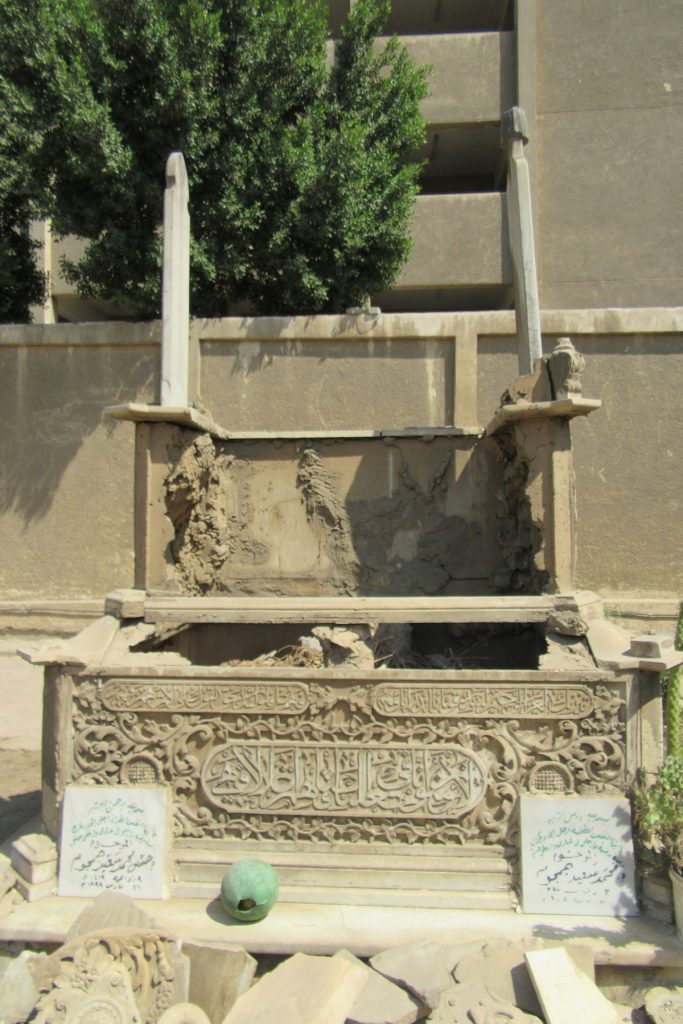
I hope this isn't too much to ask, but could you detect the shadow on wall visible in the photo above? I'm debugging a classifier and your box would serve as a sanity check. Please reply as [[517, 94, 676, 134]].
[[0, 344, 156, 523]]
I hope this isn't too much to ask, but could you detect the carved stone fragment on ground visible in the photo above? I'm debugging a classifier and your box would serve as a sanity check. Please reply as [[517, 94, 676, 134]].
[[181, 941, 256, 1024], [32, 948, 142, 1024], [220, 952, 368, 1024], [157, 1003, 212, 1024], [0, 949, 43, 1024], [524, 948, 619, 1024], [369, 940, 487, 1011], [644, 986, 683, 1024], [33, 928, 181, 1023], [333, 949, 427, 1024]]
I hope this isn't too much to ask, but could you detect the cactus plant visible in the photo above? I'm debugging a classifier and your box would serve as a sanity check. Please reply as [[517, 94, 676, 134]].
[[665, 602, 683, 758]]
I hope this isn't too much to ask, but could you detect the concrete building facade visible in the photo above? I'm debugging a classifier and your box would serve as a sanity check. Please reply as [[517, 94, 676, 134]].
[[2, 0, 682, 630]]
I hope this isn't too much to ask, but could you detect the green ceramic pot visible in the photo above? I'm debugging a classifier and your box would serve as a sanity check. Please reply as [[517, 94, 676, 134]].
[[220, 859, 279, 922]]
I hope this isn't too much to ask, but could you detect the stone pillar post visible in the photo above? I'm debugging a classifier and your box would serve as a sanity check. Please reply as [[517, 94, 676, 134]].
[[161, 152, 190, 407], [501, 107, 542, 376], [28, 219, 56, 324]]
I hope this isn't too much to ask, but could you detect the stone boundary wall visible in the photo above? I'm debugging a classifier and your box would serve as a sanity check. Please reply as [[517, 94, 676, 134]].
[[1, 309, 681, 629]]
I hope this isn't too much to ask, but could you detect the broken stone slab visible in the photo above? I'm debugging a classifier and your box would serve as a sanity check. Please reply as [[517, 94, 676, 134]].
[[644, 986, 683, 1024], [524, 948, 619, 1024], [469, 1000, 543, 1024], [182, 940, 256, 1024], [220, 952, 369, 1024], [0, 949, 43, 1024], [18, 614, 120, 667], [105, 588, 147, 620], [333, 949, 427, 1024], [65, 890, 162, 943], [427, 981, 502, 1024], [158, 1003, 212, 1024], [32, 955, 142, 1024], [370, 939, 488, 1010], [454, 939, 595, 1016]]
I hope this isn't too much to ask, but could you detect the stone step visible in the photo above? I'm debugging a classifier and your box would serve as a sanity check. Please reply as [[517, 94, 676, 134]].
[[175, 862, 512, 894], [172, 880, 517, 910], [175, 841, 512, 873]]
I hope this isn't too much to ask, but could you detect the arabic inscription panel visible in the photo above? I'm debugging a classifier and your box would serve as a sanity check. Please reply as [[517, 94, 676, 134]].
[[70, 673, 626, 846]]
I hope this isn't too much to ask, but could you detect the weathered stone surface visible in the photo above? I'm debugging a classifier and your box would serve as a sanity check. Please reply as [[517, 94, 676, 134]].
[[427, 981, 497, 1024], [0, 950, 42, 1024], [158, 1003, 212, 1024], [370, 940, 487, 1010], [182, 941, 256, 1024], [469, 1000, 543, 1024], [644, 986, 683, 1024], [221, 952, 368, 1024], [169, 943, 191, 1004], [525, 948, 619, 1024], [33, 955, 142, 1024], [0, 853, 18, 899], [333, 949, 427, 1024], [65, 891, 161, 943]]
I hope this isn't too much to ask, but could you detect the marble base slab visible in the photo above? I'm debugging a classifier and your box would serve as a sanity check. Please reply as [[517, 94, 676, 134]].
[[1, 895, 682, 965]]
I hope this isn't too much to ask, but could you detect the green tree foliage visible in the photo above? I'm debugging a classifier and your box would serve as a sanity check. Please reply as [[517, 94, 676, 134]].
[[0, 0, 428, 320], [0, 0, 50, 321]]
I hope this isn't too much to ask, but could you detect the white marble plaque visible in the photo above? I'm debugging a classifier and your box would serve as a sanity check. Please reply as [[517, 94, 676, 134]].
[[58, 785, 169, 898], [520, 796, 637, 916]]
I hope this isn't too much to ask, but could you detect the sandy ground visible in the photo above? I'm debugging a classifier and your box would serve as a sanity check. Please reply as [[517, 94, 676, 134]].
[[0, 637, 44, 842]]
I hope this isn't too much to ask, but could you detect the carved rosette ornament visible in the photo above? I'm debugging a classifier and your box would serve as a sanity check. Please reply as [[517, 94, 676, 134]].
[[32, 930, 178, 1024], [70, 676, 625, 848]]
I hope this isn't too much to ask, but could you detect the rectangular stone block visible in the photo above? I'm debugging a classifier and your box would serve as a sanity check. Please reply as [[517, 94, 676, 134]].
[[221, 952, 369, 1024], [524, 949, 619, 1024]]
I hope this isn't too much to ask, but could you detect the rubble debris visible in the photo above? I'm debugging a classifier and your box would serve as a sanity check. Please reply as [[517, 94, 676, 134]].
[[546, 611, 589, 637], [539, 632, 595, 671], [312, 625, 375, 669], [0, 949, 43, 1024], [333, 949, 427, 1024], [32, 928, 185, 1023], [182, 941, 256, 1024], [221, 951, 368, 1024], [644, 986, 683, 1024], [454, 939, 594, 1016], [369, 939, 487, 1011], [158, 1002, 212, 1024]]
